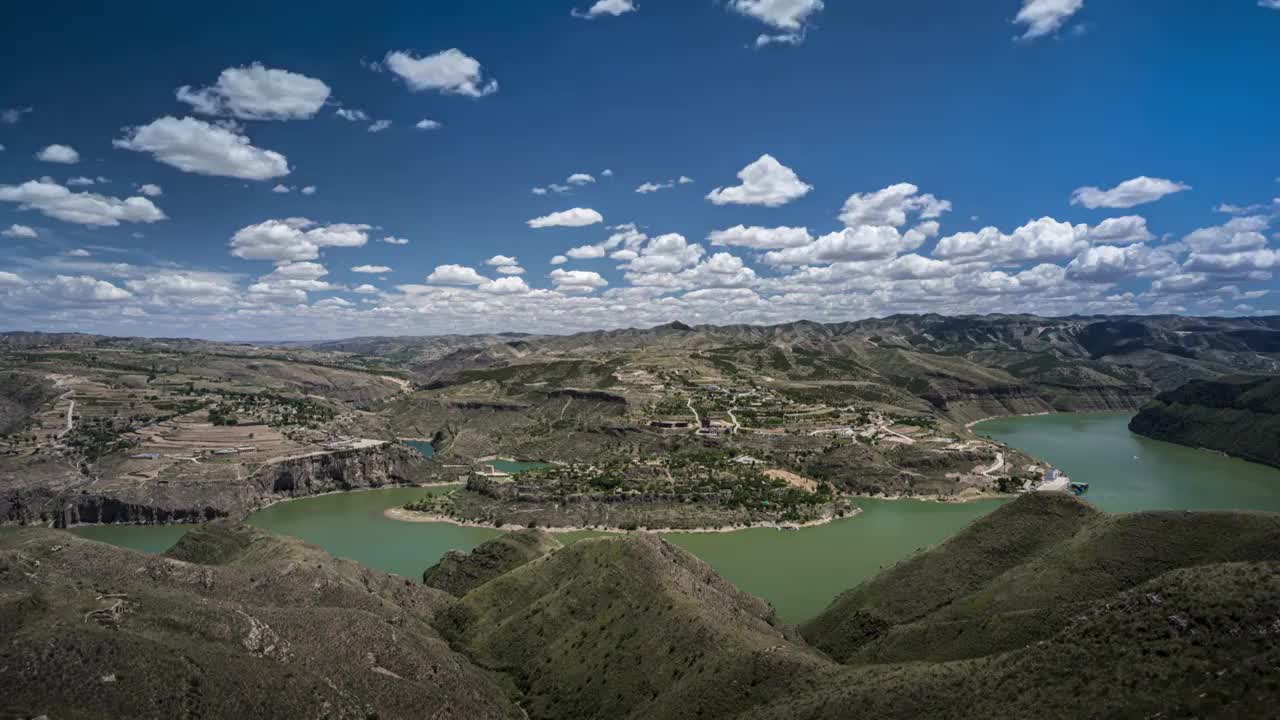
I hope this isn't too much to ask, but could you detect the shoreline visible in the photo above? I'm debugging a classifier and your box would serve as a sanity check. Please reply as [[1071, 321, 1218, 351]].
[[35, 484, 1010, 533], [42, 482, 466, 531], [249, 481, 464, 515], [383, 506, 863, 535], [862, 490, 1016, 504], [965, 408, 1138, 430], [964, 411, 1053, 429]]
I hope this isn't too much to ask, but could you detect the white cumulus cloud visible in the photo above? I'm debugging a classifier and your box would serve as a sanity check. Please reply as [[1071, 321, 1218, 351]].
[[381, 49, 498, 98], [839, 183, 951, 228], [550, 268, 608, 293], [1071, 176, 1190, 209], [572, 0, 637, 18], [229, 218, 370, 262], [114, 116, 290, 180], [935, 217, 1089, 265], [708, 225, 812, 250], [528, 207, 604, 228], [335, 108, 369, 122], [1015, 0, 1084, 40], [36, 144, 79, 164], [1066, 244, 1178, 283], [176, 63, 331, 120], [0, 179, 166, 227], [3, 224, 38, 238], [567, 243, 607, 260], [351, 265, 392, 274], [1087, 216, 1155, 245], [730, 0, 824, 45], [480, 276, 530, 294], [47, 275, 133, 302], [427, 264, 489, 285], [764, 225, 919, 266], [706, 154, 811, 207]]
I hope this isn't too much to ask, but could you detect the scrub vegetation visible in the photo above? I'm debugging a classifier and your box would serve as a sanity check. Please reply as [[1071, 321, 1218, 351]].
[[6, 493, 1278, 718]]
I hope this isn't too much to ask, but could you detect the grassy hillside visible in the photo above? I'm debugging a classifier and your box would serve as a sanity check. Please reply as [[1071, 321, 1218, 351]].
[[0, 523, 522, 719], [802, 492, 1280, 666], [437, 533, 830, 720], [0, 371, 60, 436], [745, 561, 1280, 720], [5, 495, 1280, 718], [1129, 374, 1280, 468], [432, 496, 1280, 718], [800, 492, 1098, 661], [423, 529, 563, 596]]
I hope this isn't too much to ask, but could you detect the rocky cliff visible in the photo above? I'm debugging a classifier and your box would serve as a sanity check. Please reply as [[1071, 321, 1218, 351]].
[[252, 443, 431, 499], [1129, 375, 1280, 468], [1, 443, 435, 527]]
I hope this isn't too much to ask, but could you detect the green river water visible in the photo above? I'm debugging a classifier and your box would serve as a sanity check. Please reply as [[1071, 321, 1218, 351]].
[[62, 413, 1280, 622]]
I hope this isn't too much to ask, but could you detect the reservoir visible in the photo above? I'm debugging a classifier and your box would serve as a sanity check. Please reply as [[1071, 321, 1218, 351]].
[[65, 413, 1280, 622]]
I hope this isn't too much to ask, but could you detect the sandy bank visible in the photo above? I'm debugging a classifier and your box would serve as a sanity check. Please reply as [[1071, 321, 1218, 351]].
[[383, 506, 863, 535], [964, 411, 1053, 429]]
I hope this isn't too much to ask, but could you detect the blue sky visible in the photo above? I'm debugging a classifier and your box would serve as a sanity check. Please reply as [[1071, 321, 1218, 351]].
[[2, 0, 1279, 339]]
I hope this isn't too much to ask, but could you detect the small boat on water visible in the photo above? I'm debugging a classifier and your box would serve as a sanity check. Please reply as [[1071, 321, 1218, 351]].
[[1070, 481, 1090, 496]]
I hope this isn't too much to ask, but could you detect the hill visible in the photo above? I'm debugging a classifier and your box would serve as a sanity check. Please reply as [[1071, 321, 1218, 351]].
[[5, 494, 1280, 718], [0, 522, 522, 719], [1129, 374, 1280, 468], [5, 314, 1279, 531], [436, 532, 829, 720], [802, 492, 1280, 665], [433, 494, 1280, 719], [423, 529, 563, 595]]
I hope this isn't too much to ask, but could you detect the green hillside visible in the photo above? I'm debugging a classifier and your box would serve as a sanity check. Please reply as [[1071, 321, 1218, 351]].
[[0, 523, 522, 720], [5, 495, 1280, 718], [803, 492, 1280, 665], [1130, 374, 1280, 468], [423, 528, 563, 596], [437, 533, 828, 720]]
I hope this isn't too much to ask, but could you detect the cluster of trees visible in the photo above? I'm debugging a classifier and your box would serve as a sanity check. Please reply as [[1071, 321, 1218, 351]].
[[63, 416, 136, 462], [510, 448, 835, 521]]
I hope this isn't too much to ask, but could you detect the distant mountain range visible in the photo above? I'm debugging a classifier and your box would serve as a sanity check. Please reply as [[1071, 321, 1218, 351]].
[[295, 314, 1280, 422], [7, 314, 1279, 425]]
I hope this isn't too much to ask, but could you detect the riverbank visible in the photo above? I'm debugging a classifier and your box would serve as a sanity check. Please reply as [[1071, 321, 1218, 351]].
[[250, 481, 463, 516], [860, 488, 1016, 504], [65, 413, 1280, 624], [964, 411, 1053, 429], [383, 505, 862, 534], [29, 482, 466, 530]]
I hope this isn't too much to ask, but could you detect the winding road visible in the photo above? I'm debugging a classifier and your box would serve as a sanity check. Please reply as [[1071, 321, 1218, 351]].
[[979, 452, 1005, 476], [687, 398, 700, 427]]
